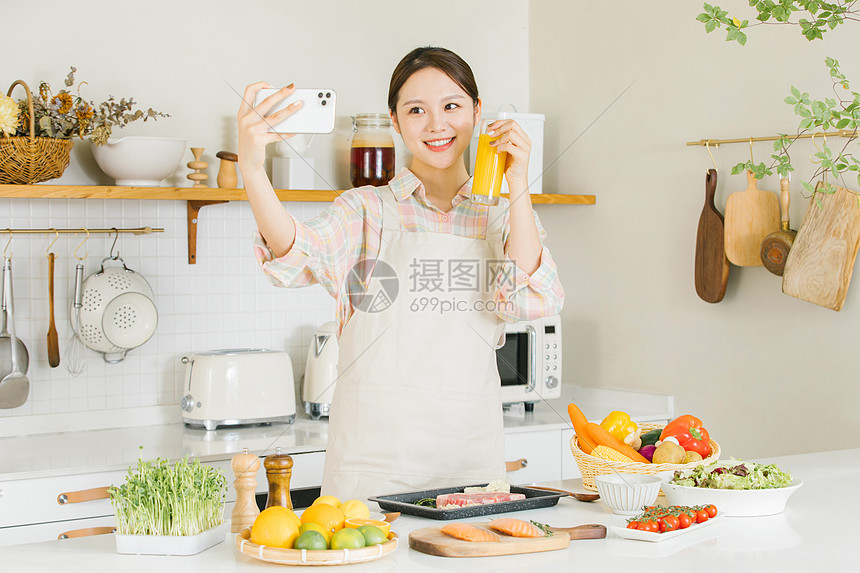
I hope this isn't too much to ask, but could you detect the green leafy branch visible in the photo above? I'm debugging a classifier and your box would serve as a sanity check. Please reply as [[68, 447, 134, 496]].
[[698, 1, 859, 43]]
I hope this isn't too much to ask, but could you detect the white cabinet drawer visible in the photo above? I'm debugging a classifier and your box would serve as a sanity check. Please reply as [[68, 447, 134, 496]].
[[504, 430, 561, 485], [0, 515, 116, 547]]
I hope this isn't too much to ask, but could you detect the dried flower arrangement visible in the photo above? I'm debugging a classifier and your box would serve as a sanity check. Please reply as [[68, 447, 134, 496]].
[[1, 66, 169, 145]]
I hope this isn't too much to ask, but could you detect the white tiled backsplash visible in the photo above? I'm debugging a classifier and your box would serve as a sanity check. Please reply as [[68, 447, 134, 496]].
[[0, 198, 334, 433]]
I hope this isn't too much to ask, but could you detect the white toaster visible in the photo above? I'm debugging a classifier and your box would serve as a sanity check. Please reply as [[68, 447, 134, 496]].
[[180, 349, 296, 431]]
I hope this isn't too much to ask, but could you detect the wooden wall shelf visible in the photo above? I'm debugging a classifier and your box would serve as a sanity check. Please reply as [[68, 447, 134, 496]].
[[0, 184, 596, 263]]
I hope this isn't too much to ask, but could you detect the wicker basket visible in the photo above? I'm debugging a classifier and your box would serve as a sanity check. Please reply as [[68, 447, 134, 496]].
[[0, 80, 74, 184], [570, 423, 721, 491]]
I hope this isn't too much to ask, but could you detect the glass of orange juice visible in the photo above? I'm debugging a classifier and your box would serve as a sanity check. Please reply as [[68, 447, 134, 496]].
[[471, 119, 507, 206]]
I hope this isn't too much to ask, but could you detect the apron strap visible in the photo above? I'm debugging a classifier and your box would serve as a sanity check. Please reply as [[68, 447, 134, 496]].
[[380, 186, 402, 232]]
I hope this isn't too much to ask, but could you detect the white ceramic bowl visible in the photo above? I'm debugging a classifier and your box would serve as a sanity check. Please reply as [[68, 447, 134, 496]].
[[92, 136, 187, 186], [661, 478, 803, 517], [594, 474, 662, 515]]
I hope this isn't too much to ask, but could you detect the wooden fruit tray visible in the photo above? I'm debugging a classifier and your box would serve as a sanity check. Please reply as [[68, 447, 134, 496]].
[[235, 528, 398, 566]]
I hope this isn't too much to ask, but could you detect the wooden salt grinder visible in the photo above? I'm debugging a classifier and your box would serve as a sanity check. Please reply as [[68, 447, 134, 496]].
[[264, 447, 294, 510], [231, 448, 260, 533], [216, 151, 239, 188], [187, 147, 209, 188]]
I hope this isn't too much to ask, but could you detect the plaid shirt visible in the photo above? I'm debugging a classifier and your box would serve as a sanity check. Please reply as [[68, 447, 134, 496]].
[[255, 168, 564, 336]]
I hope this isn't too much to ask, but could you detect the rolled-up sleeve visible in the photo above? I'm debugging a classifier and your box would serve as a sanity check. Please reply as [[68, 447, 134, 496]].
[[493, 210, 565, 322]]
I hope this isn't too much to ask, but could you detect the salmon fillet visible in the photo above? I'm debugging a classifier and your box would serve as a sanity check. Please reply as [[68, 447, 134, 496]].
[[488, 518, 545, 538], [435, 492, 525, 509], [440, 523, 501, 542]]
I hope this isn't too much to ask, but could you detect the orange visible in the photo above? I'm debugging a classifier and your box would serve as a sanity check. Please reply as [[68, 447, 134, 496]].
[[300, 503, 345, 535], [339, 499, 370, 521], [251, 506, 301, 548], [311, 495, 342, 508], [344, 518, 390, 537]]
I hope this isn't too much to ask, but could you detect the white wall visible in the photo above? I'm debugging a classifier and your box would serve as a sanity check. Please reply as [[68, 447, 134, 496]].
[[530, 0, 860, 457], [0, 0, 530, 431]]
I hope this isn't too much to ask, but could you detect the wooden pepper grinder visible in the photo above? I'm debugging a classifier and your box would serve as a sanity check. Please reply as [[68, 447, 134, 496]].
[[216, 151, 239, 188], [231, 448, 260, 533], [187, 147, 209, 187], [264, 447, 294, 510]]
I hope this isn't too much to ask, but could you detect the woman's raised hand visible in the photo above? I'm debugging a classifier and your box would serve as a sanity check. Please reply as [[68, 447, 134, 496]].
[[237, 82, 303, 173], [488, 119, 532, 196]]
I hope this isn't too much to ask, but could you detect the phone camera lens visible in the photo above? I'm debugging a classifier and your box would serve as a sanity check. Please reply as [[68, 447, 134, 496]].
[[321, 100, 327, 106], [326, 92, 331, 99], [318, 92, 323, 98]]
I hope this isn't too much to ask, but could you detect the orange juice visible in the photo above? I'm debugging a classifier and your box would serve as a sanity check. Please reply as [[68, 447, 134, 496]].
[[471, 121, 507, 206]]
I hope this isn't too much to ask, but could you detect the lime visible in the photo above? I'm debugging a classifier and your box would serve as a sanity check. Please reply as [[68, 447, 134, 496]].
[[293, 530, 328, 551], [357, 525, 387, 546], [330, 527, 366, 550]]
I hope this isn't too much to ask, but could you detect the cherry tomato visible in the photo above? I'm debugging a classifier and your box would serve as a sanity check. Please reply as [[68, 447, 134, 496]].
[[659, 515, 680, 533], [705, 504, 718, 518], [641, 520, 660, 533], [627, 522, 641, 530], [696, 509, 709, 523], [677, 512, 692, 529]]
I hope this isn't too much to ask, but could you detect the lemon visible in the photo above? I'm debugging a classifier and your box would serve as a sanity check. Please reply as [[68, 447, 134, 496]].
[[251, 506, 301, 548], [293, 530, 328, 551], [330, 527, 366, 550], [357, 525, 388, 546], [301, 503, 345, 535], [312, 495, 342, 508], [344, 518, 390, 537], [339, 499, 370, 521], [299, 522, 332, 544]]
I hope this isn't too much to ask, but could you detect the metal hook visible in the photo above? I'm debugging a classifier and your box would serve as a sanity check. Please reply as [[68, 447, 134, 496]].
[[706, 140, 719, 171], [46, 228, 59, 258], [749, 137, 754, 164], [109, 227, 119, 260], [810, 132, 822, 164], [74, 228, 90, 261], [3, 231, 11, 259]]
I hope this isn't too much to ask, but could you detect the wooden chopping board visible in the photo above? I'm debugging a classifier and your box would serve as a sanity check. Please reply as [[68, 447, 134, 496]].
[[724, 171, 780, 266], [695, 169, 730, 302], [408, 523, 605, 558], [782, 183, 860, 311]]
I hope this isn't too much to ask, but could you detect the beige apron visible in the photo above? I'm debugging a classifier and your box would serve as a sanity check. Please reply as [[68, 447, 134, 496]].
[[321, 185, 508, 502]]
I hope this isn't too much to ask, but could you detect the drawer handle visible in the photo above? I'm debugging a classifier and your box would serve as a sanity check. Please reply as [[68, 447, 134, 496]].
[[58, 526, 116, 540], [57, 486, 110, 505], [505, 458, 528, 472]]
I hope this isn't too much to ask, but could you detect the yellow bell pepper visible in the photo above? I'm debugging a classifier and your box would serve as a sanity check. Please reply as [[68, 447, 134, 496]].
[[599, 411, 640, 447]]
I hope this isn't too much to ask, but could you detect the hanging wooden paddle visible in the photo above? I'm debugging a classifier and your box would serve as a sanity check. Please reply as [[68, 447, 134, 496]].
[[724, 171, 780, 266], [695, 169, 729, 303]]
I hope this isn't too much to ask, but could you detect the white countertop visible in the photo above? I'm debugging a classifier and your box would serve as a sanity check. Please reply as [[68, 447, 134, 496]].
[[1, 448, 854, 572], [0, 385, 673, 481]]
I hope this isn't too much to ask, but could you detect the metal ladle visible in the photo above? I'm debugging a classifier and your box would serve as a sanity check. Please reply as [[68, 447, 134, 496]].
[[0, 257, 30, 408]]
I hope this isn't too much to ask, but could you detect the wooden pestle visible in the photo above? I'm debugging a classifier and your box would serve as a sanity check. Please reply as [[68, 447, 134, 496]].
[[231, 448, 261, 533], [264, 447, 294, 510]]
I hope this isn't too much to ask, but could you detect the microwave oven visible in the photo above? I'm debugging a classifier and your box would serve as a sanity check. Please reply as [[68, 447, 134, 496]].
[[496, 315, 562, 408]]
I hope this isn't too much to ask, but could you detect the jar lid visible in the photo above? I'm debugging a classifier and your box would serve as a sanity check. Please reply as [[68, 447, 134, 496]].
[[352, 113, 391, 128]]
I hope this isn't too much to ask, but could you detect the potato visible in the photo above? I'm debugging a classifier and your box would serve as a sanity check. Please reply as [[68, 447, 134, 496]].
[[683, 450, 703, 464], [652, 441, 685, 464]]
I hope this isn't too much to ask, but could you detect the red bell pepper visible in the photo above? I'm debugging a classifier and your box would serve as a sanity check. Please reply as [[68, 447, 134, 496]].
[[660, 415, 711, 458]]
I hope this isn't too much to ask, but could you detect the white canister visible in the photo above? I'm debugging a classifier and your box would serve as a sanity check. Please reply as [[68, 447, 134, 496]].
[[470, 110, 545, 194]]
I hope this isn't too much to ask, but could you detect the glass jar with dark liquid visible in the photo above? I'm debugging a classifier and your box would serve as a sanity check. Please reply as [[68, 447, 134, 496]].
[[350, 113, 395, 187]]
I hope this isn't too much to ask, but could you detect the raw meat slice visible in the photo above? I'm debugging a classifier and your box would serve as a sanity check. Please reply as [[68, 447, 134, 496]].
[[488, 518, 545, 538], [440, 523, 501, 542], [435, 492, 526, 509]]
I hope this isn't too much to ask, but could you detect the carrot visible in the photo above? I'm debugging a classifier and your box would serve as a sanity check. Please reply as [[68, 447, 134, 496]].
[[586, 422, 650, 463], [567, 403, 597, 454]]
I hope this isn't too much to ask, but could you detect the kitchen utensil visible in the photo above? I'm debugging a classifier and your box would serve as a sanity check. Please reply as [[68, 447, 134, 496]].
[[180, 349, 296, 430], [782, 182, 860, 310], [0, 257, 29, 409], [695, 169, 729, 302], [264, 449, 293, 510], [235, 528, 399, 565], [368, 485, 566, 520], [408, 522, 605, 558], [303, 321, 338, 419], [724, 170, 780, 266], [527, 485, 600, 502], [46, 253, 60, 367], [64, 261, 87, 376], [594, 474, 661, 515], [761, 177, 797, 276], [78, 254, 158, 362], [661, 478, 803, 517], [0, 257, 29, 380]]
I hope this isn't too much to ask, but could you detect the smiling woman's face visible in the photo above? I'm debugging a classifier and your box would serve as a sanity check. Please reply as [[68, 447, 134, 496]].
[[391, 67, 480, 172]]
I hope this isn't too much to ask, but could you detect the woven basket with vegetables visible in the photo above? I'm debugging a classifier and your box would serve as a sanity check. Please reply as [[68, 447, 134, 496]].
[[568, 405, 721, 491]]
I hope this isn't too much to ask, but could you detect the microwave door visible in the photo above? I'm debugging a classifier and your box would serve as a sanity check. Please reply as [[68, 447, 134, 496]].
[[496, 326, 536, 391]]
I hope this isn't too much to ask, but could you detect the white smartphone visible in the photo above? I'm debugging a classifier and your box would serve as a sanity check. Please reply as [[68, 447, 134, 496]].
[[252, 88, 336, 134]]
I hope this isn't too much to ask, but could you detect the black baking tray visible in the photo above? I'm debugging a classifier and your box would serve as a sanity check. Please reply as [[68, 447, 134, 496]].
[[367, 484, 566, 520]]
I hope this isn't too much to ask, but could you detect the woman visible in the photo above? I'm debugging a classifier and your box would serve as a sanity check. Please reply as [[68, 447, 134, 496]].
[[238, 47, 564, 501]]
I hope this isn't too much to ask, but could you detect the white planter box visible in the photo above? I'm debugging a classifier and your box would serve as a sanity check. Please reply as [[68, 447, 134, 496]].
[[114, 524, 225, 556]]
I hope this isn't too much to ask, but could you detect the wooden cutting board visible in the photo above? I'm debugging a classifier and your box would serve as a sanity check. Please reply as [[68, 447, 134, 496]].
[[408, 523, 605, 558], [724, 171, 780, 266], [782, 183, 860, 311], [695, 169, 730, 302]]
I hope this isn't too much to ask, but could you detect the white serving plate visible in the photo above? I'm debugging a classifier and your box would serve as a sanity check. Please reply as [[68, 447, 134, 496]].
[[661, 479, 803, 517], [610, 513, 725, 543], [115, 524, 224, 555]]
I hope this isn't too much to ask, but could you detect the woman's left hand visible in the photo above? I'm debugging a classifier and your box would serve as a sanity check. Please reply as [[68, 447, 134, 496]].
[[488, 119, 532, 195]]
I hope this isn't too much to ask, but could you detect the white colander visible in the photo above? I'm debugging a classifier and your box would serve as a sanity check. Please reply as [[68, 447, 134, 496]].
[[77, 256, 157, 363]]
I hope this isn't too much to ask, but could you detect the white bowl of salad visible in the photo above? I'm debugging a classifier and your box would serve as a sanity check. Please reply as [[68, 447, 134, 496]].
[[661, 460, 802, 517]]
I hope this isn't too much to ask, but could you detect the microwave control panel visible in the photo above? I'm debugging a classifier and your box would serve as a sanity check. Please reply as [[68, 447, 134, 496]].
[[541, 320, 562, 393]]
